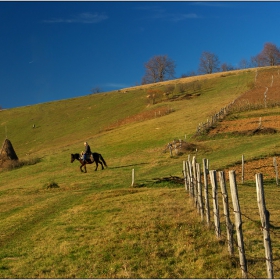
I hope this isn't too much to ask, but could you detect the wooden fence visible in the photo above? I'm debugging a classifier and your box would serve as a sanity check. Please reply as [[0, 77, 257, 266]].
[[183, 156, 274, 278]]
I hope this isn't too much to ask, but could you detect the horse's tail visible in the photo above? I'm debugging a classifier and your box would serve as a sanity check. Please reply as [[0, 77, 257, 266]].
[[99, 154, 107, 167]]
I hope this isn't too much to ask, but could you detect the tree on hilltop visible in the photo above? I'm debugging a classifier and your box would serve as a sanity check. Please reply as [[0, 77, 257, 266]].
[[251, 42, 280, 67], [142, 55, 176, 84], [198, 51, 220, 74]]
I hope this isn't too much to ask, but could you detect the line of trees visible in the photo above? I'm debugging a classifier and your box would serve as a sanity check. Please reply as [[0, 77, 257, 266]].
[[142, 42, 280, 84]]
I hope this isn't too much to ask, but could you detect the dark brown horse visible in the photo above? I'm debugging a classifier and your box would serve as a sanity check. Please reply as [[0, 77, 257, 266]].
[[71, 153, 107, 173]]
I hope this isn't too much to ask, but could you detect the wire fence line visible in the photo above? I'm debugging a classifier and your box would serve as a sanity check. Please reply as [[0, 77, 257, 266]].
[[182, 156, 275, 279]]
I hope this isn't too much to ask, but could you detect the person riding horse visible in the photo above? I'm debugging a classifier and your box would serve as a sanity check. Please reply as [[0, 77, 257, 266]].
[[82, 141, 92, 163]]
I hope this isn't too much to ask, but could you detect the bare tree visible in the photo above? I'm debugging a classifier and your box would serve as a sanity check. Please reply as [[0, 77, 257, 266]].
[[220, 62, 234, 72], [252, 42, 280, 67], [198, 51, 220, 74], [91, 87, 102, 94], [142, 55, 176, 84], [259, 42, 280, 66], [251, 54, 265, 67], [239, 58, 249, 69]]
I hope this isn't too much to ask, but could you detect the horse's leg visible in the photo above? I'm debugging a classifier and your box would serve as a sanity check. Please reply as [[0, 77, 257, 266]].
[[80, 164, 83, 172], [95, 162, 98, 171], [99, 160, 104, 170]]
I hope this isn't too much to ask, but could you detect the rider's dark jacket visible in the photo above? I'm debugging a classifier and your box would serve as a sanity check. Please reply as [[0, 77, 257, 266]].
[[84, 144, 92, 155]]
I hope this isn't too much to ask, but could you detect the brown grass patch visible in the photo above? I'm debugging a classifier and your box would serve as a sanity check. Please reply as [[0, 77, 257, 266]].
[[223, 156, 279, 182], [104, 106, 174, 131]]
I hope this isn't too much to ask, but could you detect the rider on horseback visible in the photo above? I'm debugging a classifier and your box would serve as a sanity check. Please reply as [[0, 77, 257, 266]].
[[82, 141, 92, 163]]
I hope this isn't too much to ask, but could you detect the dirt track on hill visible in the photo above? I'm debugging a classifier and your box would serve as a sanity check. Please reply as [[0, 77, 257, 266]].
[[208, 67, 280, 181]]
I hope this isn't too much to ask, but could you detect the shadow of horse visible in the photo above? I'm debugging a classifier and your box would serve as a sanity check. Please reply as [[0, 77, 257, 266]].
[[71, 153, 107, 173]]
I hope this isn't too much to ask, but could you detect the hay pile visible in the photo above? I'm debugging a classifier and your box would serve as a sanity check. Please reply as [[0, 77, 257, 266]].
[[0, 138, 18, 167]]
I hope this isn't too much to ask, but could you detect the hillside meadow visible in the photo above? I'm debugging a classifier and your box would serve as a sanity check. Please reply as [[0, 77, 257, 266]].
[[1, 67, 280, 278]]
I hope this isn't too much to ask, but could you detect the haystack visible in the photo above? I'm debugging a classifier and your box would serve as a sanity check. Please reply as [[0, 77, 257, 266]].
[[0, 138, 18, 161]]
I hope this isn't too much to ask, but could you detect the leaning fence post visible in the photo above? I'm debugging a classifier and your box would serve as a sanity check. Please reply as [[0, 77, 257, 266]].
[[229, 170, 248, 278], [255, 173, 274, 279], [203, 158, 210, 227], [196, 163, 204, 221], [219, 171, 234, 256], [192, 156, 198, 208], [183, 161, 188, 191], [209, 170, 221, 238], [185, 158, 191, 194], [188, 159, 194, 200]]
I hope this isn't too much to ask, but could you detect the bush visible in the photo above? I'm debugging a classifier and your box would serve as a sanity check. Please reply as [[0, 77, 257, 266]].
[[43, 180, 60, 189]]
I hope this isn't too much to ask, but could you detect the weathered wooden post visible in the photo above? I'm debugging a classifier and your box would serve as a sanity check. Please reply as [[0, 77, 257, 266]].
[[203, 158, 210, 227], [196, 163, 204, 221], [273, 157, 279, 186], [168, 143, 173, 157], [229, 170, 248, 278], [219, 171, 234, 256], [131, 169, 135, 187], [186, 158, 191, 194], [209, 170, 221, 238], [192, 156, 198, 209], [183, 161, 188, 191], [188, 159, 194, 200], [255, 173, 274, 279]]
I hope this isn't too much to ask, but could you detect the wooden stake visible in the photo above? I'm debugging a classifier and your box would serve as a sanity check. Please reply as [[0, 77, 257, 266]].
[[255, 173, 274, 279], [229, 170, 248, 278]]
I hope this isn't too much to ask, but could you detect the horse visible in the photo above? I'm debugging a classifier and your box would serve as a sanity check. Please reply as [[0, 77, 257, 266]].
[[71, 153, 107, 173]]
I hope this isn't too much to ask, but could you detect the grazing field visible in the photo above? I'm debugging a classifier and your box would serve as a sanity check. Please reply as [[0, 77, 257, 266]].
[[1, 66, 280, 278]]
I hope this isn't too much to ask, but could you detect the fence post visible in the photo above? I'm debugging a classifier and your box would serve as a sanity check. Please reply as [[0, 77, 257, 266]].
[[188, 159, 194, 200], [131, 169, 135, 187], [186, 158, 191, 194], [203, 158, 210, 227], [196, 163, 204, 221], [192, 156, 198, 209], [218, 171, 234, 256], [229, 170, 248, 278], [209, 170, 221, 238], [183, 161, 188, 191], [168, 143, 173, 157], [255, 173, 274, 279], [273, 157, 279, 186]]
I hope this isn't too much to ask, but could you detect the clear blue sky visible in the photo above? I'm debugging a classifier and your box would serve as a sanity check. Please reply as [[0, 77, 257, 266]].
[[1, 1, 280, 109]]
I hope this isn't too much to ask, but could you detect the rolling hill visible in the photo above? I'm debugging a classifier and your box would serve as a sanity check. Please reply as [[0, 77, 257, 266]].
[[1, 66, 280, 278]]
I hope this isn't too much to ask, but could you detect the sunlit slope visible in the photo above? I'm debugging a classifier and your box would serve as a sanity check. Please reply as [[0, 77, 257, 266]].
[[0, 69, 255, 159]]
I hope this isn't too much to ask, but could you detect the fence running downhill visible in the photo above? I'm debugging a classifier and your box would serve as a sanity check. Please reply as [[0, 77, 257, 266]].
[[182, 156, 274, 278]]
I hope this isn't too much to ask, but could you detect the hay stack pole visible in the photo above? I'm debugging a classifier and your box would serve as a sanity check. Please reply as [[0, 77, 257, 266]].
[[0, 138, 18, 161]]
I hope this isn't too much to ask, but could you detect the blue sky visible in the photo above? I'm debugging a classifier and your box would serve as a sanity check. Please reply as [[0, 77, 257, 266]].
[[1, 1, 280, 109]]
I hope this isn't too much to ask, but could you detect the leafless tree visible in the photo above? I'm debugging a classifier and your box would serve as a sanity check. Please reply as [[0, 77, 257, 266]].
[[251, 42, 280, 67], [142, 55, 176, 84], [91, 87, 102, 94], [198, 51, 220, 74], [259, 42, 280, 66], [220, 62, 234, 72], [239, 58, 249, 69], [251, 54, 265, 67]]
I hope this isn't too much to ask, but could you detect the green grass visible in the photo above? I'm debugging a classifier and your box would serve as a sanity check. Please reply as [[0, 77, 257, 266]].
[[1, 66, 280, 278]]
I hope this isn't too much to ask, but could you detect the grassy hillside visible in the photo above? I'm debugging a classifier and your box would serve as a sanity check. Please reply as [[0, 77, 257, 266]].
[[1, 66, 280, 278]]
